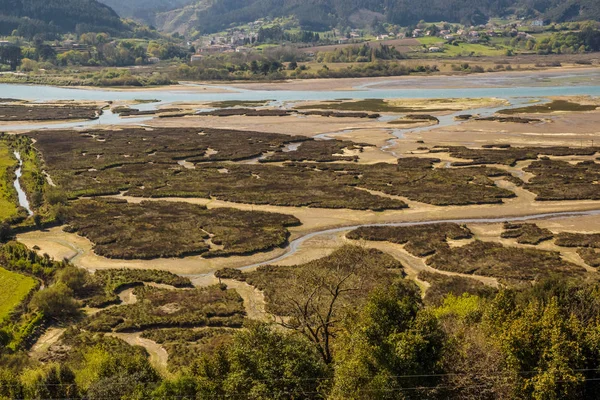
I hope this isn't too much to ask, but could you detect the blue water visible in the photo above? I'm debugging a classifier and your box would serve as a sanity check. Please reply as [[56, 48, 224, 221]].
[[2, 81, 600, 103]]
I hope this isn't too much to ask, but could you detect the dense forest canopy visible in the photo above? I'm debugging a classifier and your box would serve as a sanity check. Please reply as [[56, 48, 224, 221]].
[[99, 0, 600, 33], [0, 0, 127, 35]]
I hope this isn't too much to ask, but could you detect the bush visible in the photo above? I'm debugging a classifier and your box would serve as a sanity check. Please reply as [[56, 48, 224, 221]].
[[56, 266, 90, 297], [29, 283, 79, 319]]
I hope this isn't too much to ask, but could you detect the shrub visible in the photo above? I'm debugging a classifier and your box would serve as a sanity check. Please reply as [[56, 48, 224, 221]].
[[29, 283, 79, 319]]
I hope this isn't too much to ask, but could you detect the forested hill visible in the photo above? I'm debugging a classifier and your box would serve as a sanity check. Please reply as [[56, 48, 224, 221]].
[[101, 0, 600, 34], [0, 0, 127, 36]]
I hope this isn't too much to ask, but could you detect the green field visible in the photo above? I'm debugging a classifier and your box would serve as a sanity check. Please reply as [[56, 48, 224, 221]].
[[416, 37, 506, 57], [417, 37, 444, 46], [0, 142, 19, 221], [0, 267, 37, 323], [445, 43, 505, 56]]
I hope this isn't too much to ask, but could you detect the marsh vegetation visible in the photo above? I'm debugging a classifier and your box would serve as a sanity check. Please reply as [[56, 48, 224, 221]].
[[0, 104, 101, 121], [63, 199, 300, 259], [84, 285, 245, 332], [501, 222, 554, 245]]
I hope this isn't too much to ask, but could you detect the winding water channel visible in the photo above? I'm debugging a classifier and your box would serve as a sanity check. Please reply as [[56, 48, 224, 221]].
[[237, 209, 600, 271], [3, 70, 600, 271], [13, 151, 32, 215]]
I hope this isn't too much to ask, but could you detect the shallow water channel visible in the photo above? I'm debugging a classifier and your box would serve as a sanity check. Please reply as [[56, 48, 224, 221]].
[[13, 151, 32, 215]]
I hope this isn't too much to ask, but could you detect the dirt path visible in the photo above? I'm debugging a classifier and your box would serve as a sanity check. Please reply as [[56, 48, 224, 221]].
[[223, 279, 271, 322], [29, 328, 66, 358], [108, 332, 169, 375], [191, 274, 272, 323], [118, 287, 137, 305]]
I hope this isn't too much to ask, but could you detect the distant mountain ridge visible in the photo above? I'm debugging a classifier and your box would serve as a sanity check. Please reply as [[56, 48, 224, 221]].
[[100, 0, 600, 35], [0, 0, 127, 35]]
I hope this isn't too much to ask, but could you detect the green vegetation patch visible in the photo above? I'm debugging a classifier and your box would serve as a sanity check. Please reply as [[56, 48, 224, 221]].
[[349, 225, 584, 281], [417, 271, 496, 306], [501, 222, 554, 245], [208, 100, 274, 108], [388, 114, 439, 125], [0, 141, 20, 222], [84, 285, 245, 332], [524, 160, 600, 201], [215, 268, 245, 281], [64, 199, 300, 259], [427, 240, 584, 281], [0, 241, 68, 281], [0, 267, 37, 323], [51, 329, 160, 395], [295, 99, 454, 113], [141, 327, 234, 372], [298, 110, 380, 118], [498, 100, 598, 115], [87, 269, 194, 307], [348, 223, 473, 257]]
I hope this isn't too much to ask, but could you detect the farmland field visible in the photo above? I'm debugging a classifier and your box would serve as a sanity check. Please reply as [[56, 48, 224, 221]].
[[0, 267, 37, 323], [0, 142, 19, 221]]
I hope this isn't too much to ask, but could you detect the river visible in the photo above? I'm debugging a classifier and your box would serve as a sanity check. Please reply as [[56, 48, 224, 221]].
[[2, 70, 599, 132], [2, 69, 600, 105]]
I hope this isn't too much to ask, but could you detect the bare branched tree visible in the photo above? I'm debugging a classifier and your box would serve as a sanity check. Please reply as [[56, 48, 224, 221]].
[[275, 246, 392, 363]]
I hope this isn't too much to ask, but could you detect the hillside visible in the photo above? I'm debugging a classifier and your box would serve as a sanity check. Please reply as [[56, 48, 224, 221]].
[[0, 0, 127, 36], [100, 0, 600, 35], [98, 0, 193, 25]]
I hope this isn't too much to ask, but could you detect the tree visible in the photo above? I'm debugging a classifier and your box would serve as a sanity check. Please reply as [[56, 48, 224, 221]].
[[191, 323, 328, 399], [331, 279, 444, 399], [29, 283, 80, 319], [35, 44, 56, 61], [0, 45, 22, 70], [56, 266, 90, 297], [0, 223, 11, 242], [436, 294, 514, 399], [23, 364, 79, 400], [481, 282, 597, 399], [579, 25, 600, 51], [275, 246, 392, 363]]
